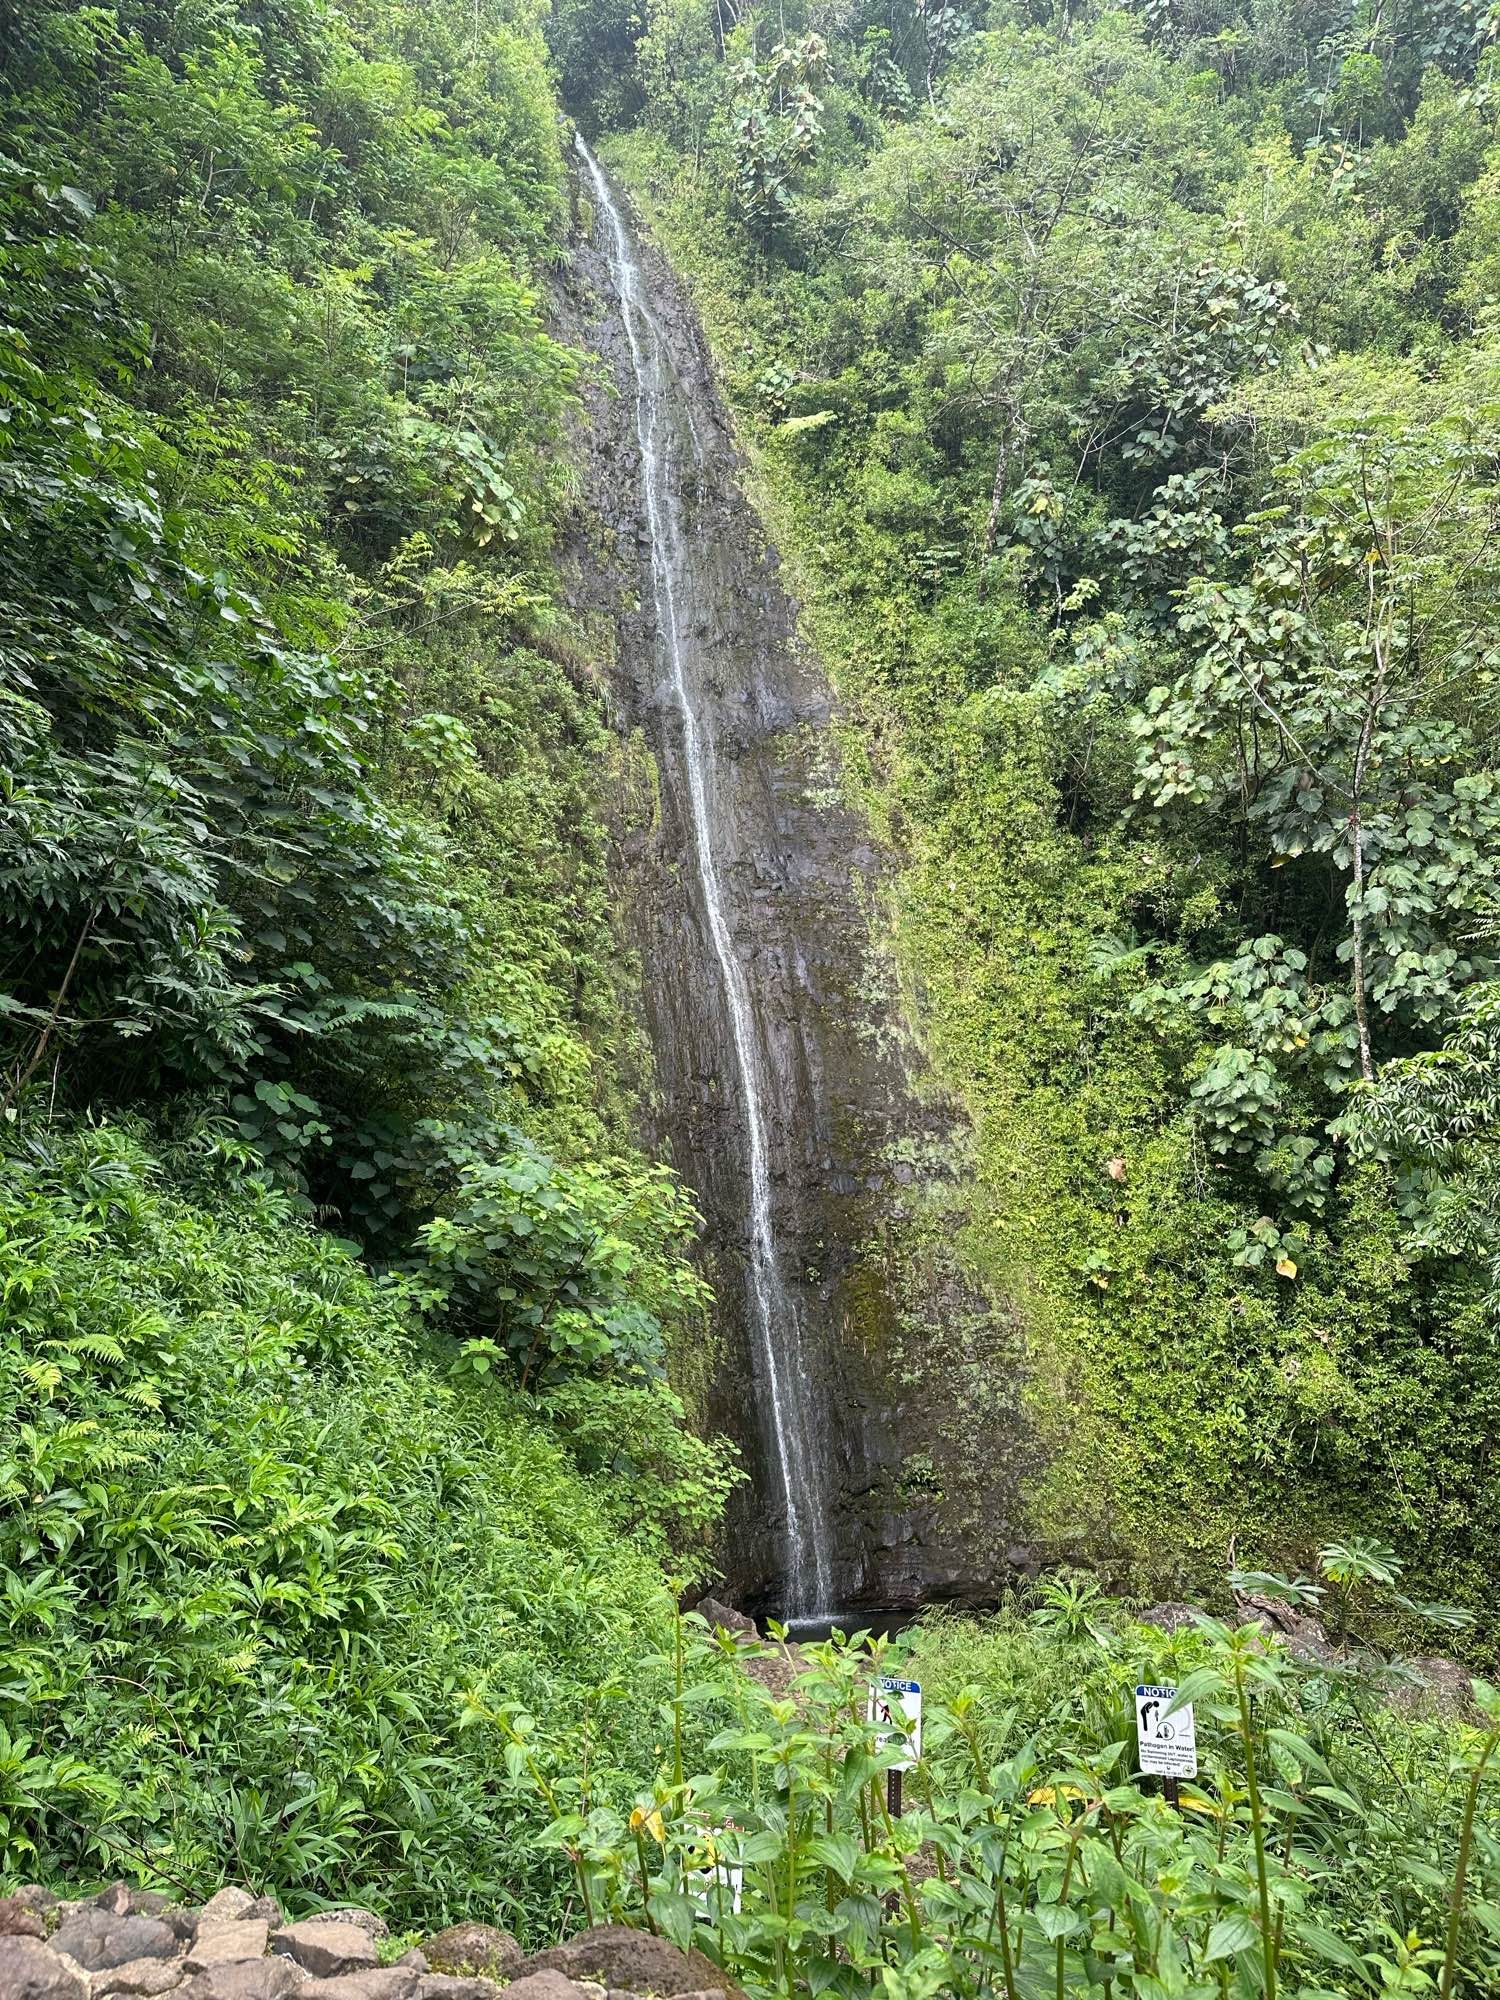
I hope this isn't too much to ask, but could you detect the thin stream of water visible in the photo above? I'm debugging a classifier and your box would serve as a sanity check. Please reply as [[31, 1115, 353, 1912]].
[[576, 136, 833, 1616]]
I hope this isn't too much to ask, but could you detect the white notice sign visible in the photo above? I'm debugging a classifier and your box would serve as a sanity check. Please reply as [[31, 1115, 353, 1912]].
[[868, 1675, 923, 1770], [1135, 1683, 1198, 1780], [687, 1856, 744, 1921]]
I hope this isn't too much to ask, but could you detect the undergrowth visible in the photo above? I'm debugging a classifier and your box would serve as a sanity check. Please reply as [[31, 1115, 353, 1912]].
[[488, 1593, 1500, 1999], [0, 1122, 709, 1933]]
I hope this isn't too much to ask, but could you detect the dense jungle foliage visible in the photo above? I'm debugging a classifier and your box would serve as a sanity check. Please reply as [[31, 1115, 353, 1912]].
[[0, 0, 736, 1914], [584, 0, 1500, 1628], [7, 0, 1500, 1968], [490, 1592, 1500, 2000]]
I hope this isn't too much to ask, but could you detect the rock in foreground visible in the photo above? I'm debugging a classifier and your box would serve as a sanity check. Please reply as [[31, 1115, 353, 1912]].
[[0, 1883, 739, 2000], [519, 1923, 747, 1997], [0, 1935, 90, 2000], [420, 1926, 521, 1979]]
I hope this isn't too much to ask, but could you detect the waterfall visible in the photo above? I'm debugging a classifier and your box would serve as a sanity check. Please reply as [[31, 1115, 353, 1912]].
[[576, 136, 834, 1617]]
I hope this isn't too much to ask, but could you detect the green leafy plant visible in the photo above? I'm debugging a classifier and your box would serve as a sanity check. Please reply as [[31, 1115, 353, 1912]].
[[418, 1148, 710, 1385], [0, 1123, 713, 1922], [486, 1594, 1500, 1999]]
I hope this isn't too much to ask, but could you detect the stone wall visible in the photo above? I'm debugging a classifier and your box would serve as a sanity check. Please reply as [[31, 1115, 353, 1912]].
[[0, 1884, 747, 2000]]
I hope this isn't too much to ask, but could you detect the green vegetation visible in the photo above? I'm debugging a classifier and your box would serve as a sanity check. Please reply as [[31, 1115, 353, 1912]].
[[0, 0, 734, 1916], [9, 0, 1500, 1964], [0, 1123, 719, 1925], [491, 1591, 1500, 2000], [588, 0, 1500, 1626]]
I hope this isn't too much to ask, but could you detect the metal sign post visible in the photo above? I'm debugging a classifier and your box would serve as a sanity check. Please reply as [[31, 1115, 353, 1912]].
[[868, 1675, 922, 1818]]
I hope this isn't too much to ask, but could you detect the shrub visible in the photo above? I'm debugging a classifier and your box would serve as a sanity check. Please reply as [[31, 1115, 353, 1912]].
[[0, 1121, 701, 1931]]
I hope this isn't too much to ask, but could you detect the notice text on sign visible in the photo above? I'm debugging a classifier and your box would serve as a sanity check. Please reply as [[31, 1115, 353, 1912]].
[[1135, 1682, 1198, 1781]]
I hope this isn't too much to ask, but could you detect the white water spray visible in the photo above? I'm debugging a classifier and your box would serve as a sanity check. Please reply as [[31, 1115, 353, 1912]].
[[576, 136, 833, 1616]]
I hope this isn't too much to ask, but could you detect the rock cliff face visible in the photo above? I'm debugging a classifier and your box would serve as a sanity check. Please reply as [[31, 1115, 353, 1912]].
[[554, 152, 1037, 1618]]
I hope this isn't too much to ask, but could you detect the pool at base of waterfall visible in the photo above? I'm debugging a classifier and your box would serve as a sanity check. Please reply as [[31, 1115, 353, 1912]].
[[779, 1610, 917, 1644]]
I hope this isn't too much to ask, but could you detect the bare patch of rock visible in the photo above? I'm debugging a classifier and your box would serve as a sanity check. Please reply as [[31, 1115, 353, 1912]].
[[0, 1935, 91, 2000], [93, 1956, 186, 1995], [518, 1924, 746, 1998], [52, 1913, 180, 1973]]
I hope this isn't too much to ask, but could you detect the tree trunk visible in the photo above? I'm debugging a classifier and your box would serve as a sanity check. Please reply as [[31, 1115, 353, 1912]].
[[1349, 805, 1374, 1084], [1348, 682, 1382, 1085], [976, 418, 1014, 603]]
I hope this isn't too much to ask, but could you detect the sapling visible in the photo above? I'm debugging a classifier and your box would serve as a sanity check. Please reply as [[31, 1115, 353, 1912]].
[[1230, 1639, 1278, 2000], [1438, 1687, 1500, 2000]]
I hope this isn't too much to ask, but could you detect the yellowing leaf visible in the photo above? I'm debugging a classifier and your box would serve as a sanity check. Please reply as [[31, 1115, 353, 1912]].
[[1275, 1256, 1298, 1279]]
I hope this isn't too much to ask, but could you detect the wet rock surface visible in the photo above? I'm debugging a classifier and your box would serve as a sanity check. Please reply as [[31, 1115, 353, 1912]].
[[555, 154, 1037, 1615]]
